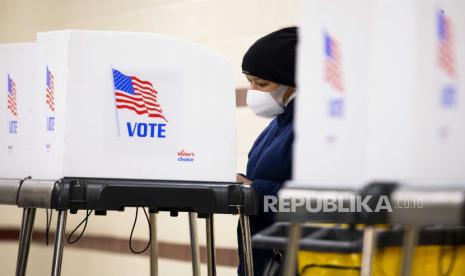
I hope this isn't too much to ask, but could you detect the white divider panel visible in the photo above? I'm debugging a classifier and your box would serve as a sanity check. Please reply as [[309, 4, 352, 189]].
[[31, 30, 236, 182], [294, 0, 465, 188], [369, 0, 465, 187], [293, 0, 376, 188], [0, 43, 37, 179]]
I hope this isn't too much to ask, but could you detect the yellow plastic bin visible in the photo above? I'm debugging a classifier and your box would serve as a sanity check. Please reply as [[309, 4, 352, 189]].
[[251, 223, 465, 276], [298, 226, 465, 276]]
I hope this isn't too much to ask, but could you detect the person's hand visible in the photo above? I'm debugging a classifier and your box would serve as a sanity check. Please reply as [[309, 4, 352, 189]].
[[236, 173, 252, 185]]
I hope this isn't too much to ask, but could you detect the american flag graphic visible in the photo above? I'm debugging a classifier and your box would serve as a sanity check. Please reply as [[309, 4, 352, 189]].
[[7, 74, 17, 116], [437, 10, 456, 78], [112, 68, 167, 122], [324, 32, 344, 92], [46, 67, 55, 112]]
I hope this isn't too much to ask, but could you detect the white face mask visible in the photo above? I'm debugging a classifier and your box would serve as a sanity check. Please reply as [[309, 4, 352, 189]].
[[246, 85, 289, 118]]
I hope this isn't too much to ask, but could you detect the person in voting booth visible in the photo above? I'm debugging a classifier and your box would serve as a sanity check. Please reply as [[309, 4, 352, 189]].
[[237, 27, 298, 276]]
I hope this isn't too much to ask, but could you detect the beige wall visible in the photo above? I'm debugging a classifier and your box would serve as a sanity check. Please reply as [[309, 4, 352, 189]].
[[0, 0, 298, 87], [0, 0, 298, 275]]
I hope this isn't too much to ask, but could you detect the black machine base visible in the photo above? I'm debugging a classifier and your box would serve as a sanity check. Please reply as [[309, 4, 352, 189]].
[[50, 177, 259, 217]]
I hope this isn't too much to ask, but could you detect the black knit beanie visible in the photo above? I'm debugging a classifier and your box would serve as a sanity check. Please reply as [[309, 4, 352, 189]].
[[242, 26, 298, 87]]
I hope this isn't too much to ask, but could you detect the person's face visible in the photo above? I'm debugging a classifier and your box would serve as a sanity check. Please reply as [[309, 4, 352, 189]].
[[245, 74, 280, 92], [245, 74, 295, 104]]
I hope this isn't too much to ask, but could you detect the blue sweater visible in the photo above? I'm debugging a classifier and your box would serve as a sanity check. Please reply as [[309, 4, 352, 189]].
[[237, 100, 294, 276]]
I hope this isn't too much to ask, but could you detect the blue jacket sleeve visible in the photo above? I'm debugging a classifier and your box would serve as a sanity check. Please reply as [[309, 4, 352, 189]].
[[251, 178, 283, 198], [250, 179, 283, 220]]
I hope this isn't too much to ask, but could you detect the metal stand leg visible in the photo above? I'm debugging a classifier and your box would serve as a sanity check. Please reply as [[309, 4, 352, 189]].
[[16, 208, 36, 276], [361, 226, 378, 276], [239, 214, 254, 276], [399, 225, 419, 276], [282, 223, 301, 276], [188, 212, 201, 276], [206, 214, 216, 276], [150, 213, 158, 276], [51, 210, 67, 276]]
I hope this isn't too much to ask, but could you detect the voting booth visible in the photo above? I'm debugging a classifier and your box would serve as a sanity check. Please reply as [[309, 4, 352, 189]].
[[0, 43, 37, 205], [11, 30, 256, 276], [292, 0, 376, 189], [271, 1, 465, 276], [32, 30, 236, 182], [0, 43, 36, 179], [293, 0, 465, 188]]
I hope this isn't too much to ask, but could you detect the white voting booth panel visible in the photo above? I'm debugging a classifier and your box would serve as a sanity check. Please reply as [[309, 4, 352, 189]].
[[31, 30, 236, 182], [370, 0, 465, 187], [0, 43, 37, 179], [293, 0, 465, 188], [293, 0, 375, 188]]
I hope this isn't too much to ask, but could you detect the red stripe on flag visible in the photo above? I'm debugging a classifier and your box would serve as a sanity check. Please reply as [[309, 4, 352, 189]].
[[115, 105, 152, 116], [131, 76, 154, 87], [134, 88, 158, 102], [115, 97, 162, 113], [115, 91, 158, 106], [132, 81, 158, 95], [115, 98, 146, 109], [148, 114, 167, 120], [46, 92, 54, 102], [115, 92, 164, 114]]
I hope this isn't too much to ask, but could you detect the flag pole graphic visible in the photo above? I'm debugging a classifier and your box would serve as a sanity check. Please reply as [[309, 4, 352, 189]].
[[111, 67, 121, 137]]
